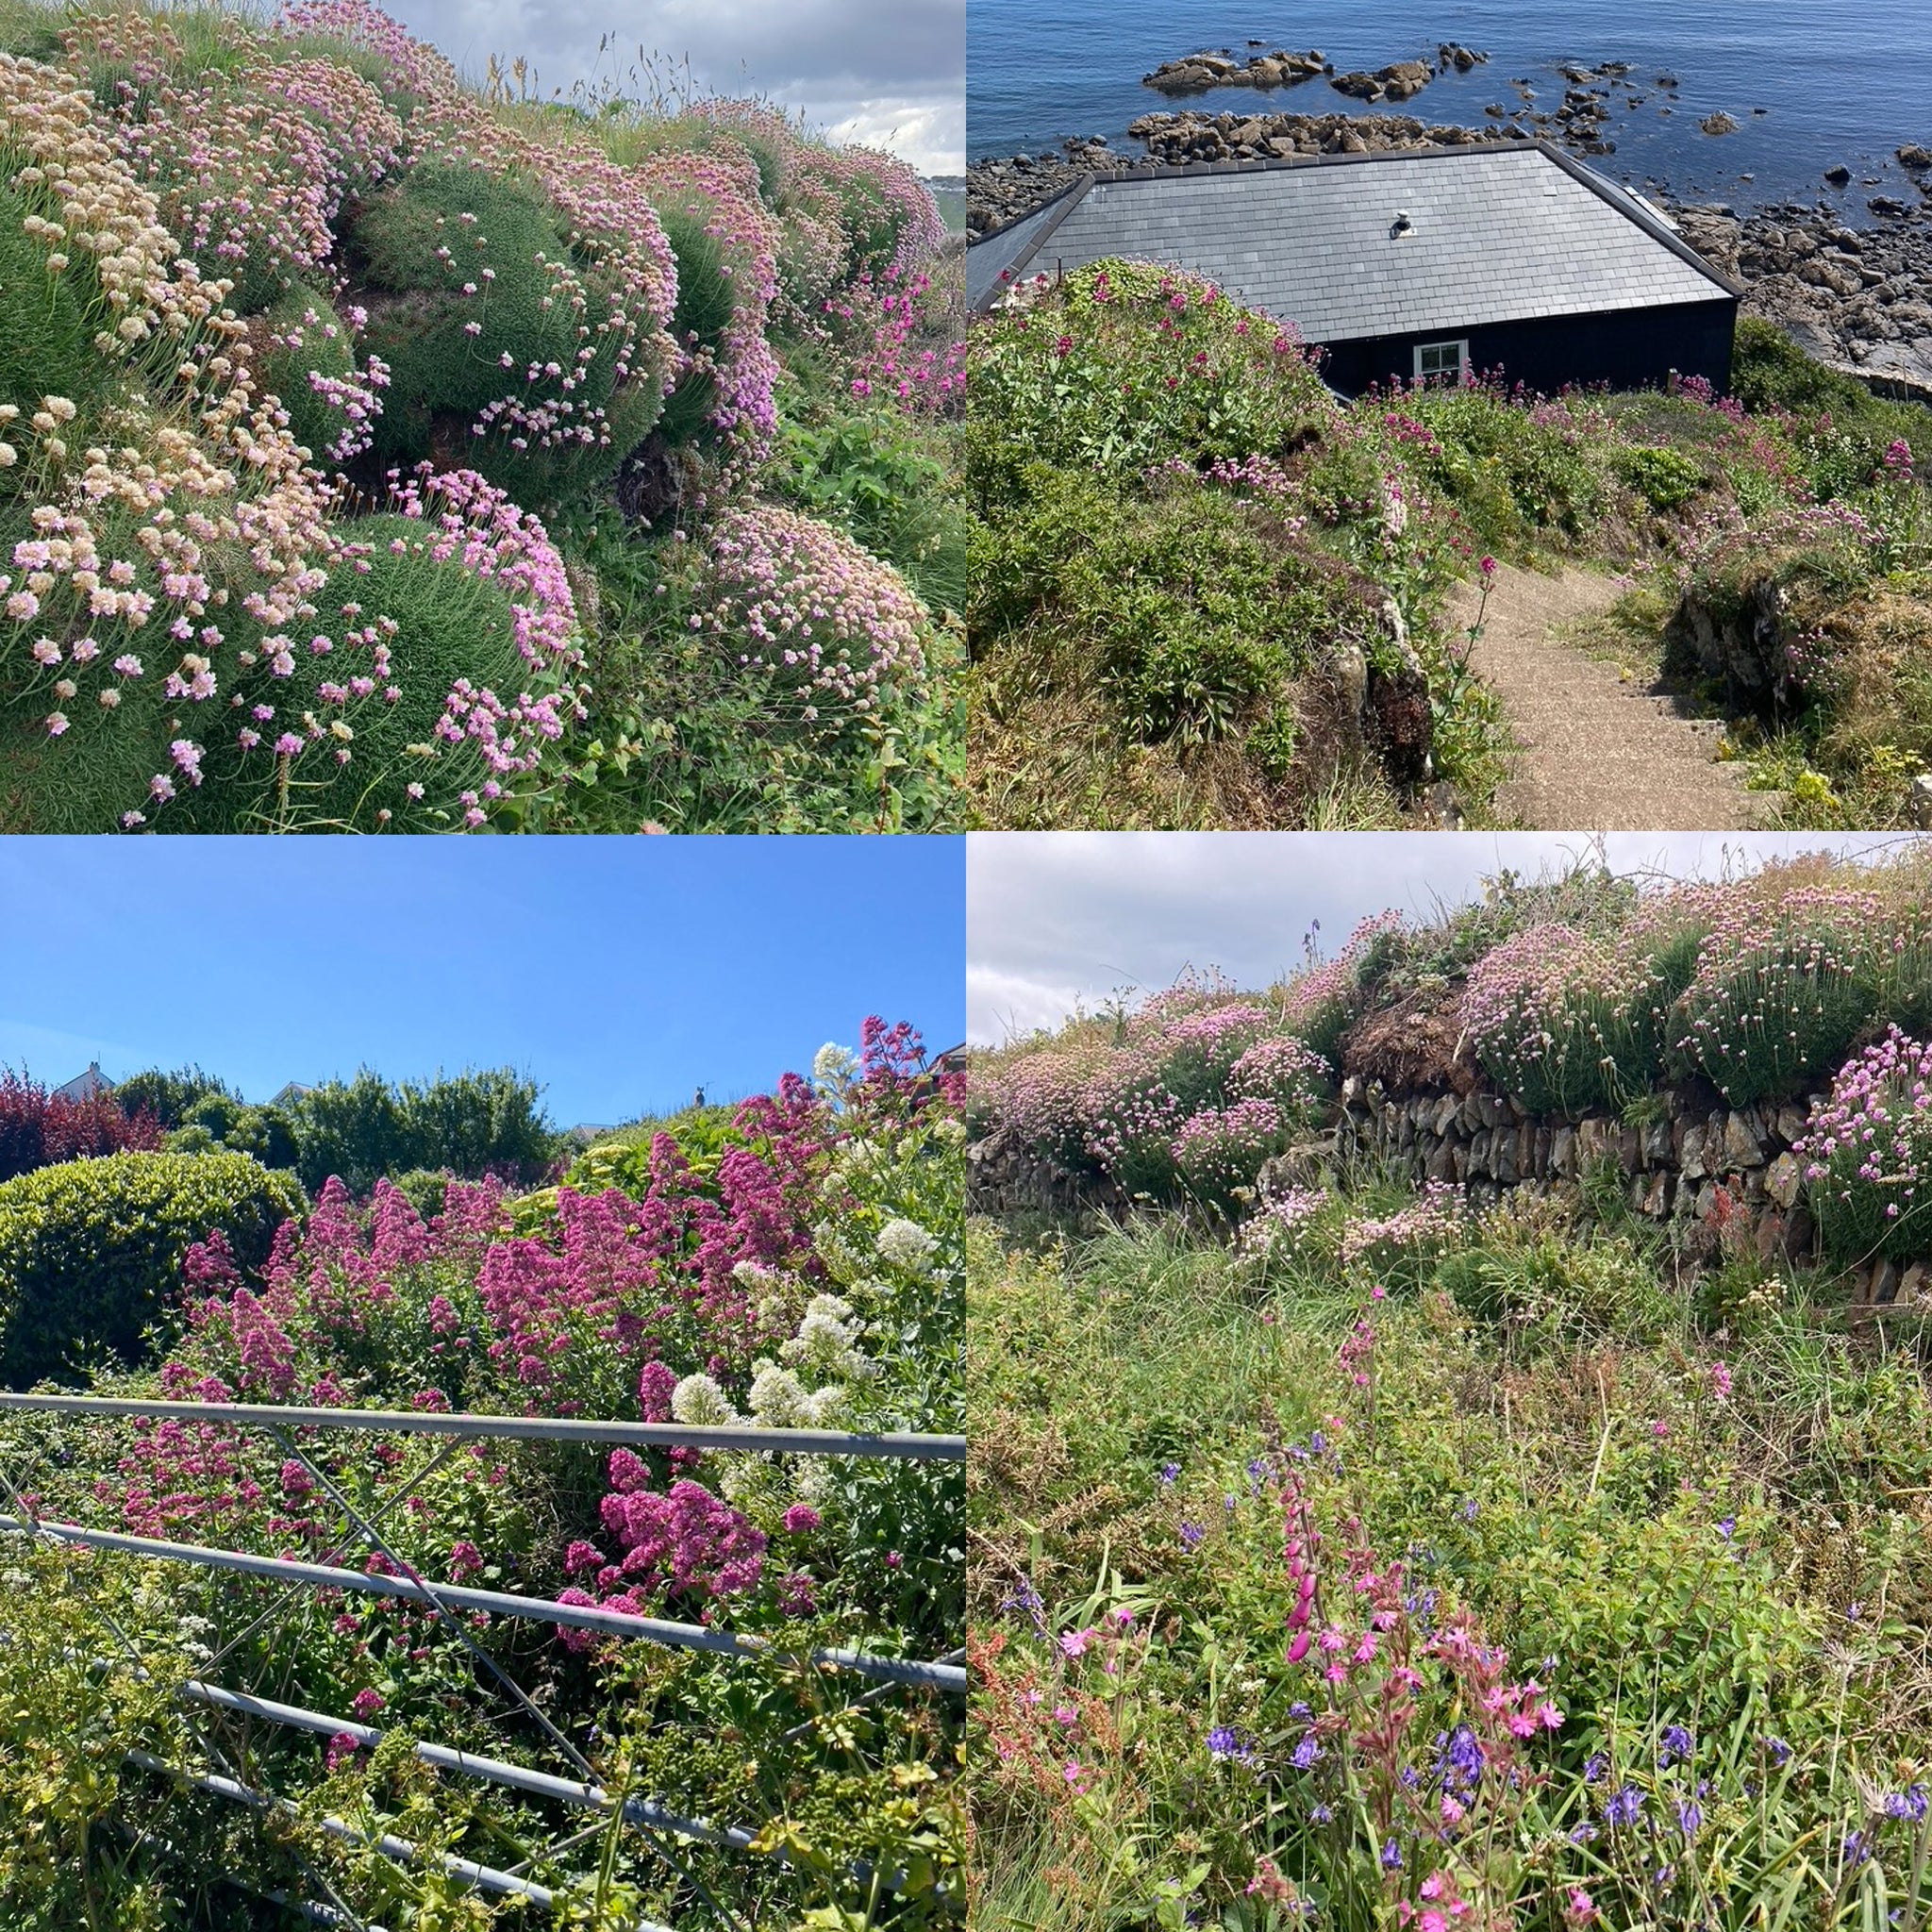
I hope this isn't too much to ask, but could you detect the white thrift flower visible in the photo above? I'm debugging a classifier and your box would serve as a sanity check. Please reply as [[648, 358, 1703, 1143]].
[[875, 1217, 938, 1269], [671, 1373, 741, 1428]]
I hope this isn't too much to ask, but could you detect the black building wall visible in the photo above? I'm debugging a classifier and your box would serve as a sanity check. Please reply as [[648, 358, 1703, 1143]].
[[1317, 297, 1738, 398]]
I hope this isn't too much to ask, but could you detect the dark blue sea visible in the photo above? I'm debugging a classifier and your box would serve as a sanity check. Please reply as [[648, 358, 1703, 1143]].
[[970, 0, 1932, 218]]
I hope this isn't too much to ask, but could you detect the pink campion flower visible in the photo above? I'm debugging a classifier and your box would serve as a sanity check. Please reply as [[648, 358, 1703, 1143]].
[[1479, 555, 1498, 579], [1058, 1626, 1094, 1659], [1708, 1359, 1733, 1402]]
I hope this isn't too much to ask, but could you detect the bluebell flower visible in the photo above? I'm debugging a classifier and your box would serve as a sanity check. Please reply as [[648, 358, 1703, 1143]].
[[1291, 1735, 1322, 1770], [1158, 1462, 1180, 1486], [1762, 1735, 1791, 1767], [1288, 1701, 1311, 1721], [1569, 1824, 1599, 1844], [1309, 1431, 1326, 1457], [1206, 1724, 1254, 1763], [1604, 1786, 1644, 1827], [1310, 1803, 1333, 1824], [1458, 1497, 1479, 1523], [1675, 1800, 1702, 1838], [1439, 1725, 1485, 1792], [1179, 1521, 1204, 1548], [1659, 1724, 1693, 1766], [1716, 1517, 1736, 1540], [1884, 1786, 1928, 1822], [1582, 1753, 1607, 1784], [1380, 1840, 1402, 1870]]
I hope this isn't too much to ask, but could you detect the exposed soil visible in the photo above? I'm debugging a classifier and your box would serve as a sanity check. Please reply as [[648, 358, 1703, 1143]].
[[1449, 562, 1768, 829]]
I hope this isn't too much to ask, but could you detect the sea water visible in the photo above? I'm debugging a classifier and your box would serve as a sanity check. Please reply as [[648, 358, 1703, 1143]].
[[970, 0, 1932, 218]]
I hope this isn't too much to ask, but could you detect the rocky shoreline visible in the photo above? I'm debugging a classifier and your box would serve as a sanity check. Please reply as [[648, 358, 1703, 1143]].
[[967, 93, 1932, 404]]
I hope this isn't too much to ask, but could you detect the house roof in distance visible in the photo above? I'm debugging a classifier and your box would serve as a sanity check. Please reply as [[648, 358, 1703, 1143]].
[[967, 142, 1739, 337], [54, 1061, 112, 1102]]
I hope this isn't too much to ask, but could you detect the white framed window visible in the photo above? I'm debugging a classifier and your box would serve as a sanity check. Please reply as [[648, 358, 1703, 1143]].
[[1414, 339, 1470, 382]]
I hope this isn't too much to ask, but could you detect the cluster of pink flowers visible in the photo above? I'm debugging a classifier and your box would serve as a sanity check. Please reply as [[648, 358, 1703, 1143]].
[[108, 54, 403, 298], [1225, 1035, 1330, 1113], [1337, 1183, 1465, 1271], [1672, 884, 1884, 1104], [696, 504, 930, 722], [1171, 1097, 1290, 1205], [1795, 1028, 1932, 1263], [552, 1445, 767, 1641], [637, 147, 783, 461], [831, 267, 964, 418]]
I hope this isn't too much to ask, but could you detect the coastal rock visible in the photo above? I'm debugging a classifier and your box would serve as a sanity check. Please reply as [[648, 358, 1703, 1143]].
[[1142, 48, 1326, 94], [1700, 110, 1739, 136], [1331, 58, 1434, 104], [1898, 144, 1932, 171], [1824, 163, 1852, 185]]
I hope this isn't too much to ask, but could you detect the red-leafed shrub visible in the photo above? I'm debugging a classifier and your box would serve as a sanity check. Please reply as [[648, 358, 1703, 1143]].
[[0, 1074, 162, 1184]]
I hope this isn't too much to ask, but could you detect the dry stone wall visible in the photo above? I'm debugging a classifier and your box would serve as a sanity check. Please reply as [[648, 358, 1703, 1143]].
[[970, 1076, 1930, 1309]]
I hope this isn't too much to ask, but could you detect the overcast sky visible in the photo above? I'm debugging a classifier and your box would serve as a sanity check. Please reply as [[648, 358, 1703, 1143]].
[[967, 831, 1931, 1044], [387, 0, 963, 175]]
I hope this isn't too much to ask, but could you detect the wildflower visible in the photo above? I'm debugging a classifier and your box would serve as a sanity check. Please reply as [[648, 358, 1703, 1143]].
[[1206, 1725, 1254, 1762], [875, 1217, 937, 1267], [1658, 1724, 1693, 1766], [1603, 1786, 1644, 1826]]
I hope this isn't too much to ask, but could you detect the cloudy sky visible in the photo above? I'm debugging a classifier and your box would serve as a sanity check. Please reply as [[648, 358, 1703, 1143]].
[[967, 831, 1930, 1045], [388, 0, 963, 175]]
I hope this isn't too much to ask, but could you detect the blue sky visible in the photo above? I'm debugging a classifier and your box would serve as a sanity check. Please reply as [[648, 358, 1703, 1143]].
[[0, 839, 964, 1125]]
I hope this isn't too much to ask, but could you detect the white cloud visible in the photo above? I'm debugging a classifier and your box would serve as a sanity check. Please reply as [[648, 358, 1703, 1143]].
[[966, 963, 1090, 1047], [967, 830, 1930, 1040], [384, 0, 962, 173]]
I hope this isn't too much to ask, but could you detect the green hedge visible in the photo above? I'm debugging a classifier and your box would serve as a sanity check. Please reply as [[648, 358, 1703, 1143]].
[[0, 1152, 307, 1388]]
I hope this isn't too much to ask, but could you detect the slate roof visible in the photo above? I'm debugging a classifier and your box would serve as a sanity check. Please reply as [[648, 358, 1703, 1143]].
[[967, 143, 1737, 339]]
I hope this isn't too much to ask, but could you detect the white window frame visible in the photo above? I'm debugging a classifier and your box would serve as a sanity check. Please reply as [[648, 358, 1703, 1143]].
[[1413, 339, 1470, 383]]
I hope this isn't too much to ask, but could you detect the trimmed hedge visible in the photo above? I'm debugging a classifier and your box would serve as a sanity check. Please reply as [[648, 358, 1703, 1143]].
[[0, 1152, 307, 1388]]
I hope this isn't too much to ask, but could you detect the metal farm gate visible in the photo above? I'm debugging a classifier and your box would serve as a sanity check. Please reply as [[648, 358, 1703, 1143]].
[[0, 1391, 966, 1930]]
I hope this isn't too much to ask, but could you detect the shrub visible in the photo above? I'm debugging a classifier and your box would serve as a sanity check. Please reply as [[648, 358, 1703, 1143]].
[[1797, 1029, 1932, 1265], [289, 1066, 556, 1194], [0, 1149, 305, 1385], [110, 1066, 238, 1130], [1616, 441, 1705, 511], [967, 259, 1333, 494], [0, 1072, 160, 1182], [256, 283, 390, 466]]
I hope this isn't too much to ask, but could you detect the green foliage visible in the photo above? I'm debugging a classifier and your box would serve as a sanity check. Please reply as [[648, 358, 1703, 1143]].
[[972, 466, 1349, 748], [0, 1150, 305, 1386], [354, 161, 660, 498], [110, 1065, 238, 1131], [0, 180, 101, 417], [776, 401, 969, 617], [653, 201, 738, 445], [966, 258, 1334, 498], [549, 509, 966, 833], [970, 1202, 1932, 1931], [288, 1066, 557, 1195], [1615, 441, 1706, 511], [255, 281, 359, 461]]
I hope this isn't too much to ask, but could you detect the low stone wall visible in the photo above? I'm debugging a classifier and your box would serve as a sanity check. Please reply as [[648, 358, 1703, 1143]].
[[970, 1076, 1929, 1307], [1323, 1074, 1817, 1259]]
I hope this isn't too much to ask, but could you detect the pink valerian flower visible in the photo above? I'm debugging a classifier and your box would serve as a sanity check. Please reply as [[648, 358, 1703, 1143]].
[[325, 1730, 362, 1770], [350, 1689, 386, 1722], [590, 1448, 766, 1607]]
